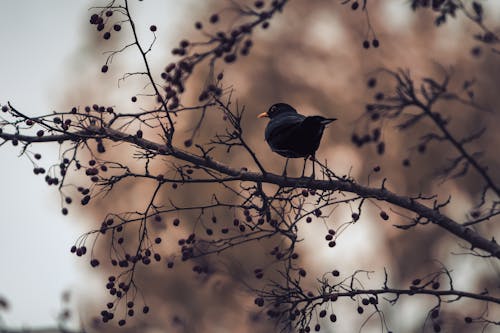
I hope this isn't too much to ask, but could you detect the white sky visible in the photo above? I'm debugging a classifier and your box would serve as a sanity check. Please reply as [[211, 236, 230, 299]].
[[0, 0, 193, 329]]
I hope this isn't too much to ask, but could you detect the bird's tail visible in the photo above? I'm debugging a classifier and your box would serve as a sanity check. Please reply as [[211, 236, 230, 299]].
[[320, 118, 337, 125]]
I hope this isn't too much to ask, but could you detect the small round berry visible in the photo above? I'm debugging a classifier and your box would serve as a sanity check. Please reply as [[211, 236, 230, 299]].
[[90, 14, 99, 24], [150, 25, 157, 32], [209, 14, 219, 24], [471, 46, 481, 57], [254, 297, 265, 307], [224, 54, 237, 63], [363, 40, 370, 49]]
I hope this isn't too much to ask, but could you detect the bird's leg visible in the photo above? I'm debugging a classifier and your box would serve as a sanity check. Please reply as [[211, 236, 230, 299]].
[[282, 158, 289, 178], [310, 155, 316, 179], [301, 157, 308, 178]]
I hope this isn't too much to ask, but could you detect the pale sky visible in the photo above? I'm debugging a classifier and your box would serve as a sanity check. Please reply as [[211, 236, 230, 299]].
[[0, 0, 192, 328]]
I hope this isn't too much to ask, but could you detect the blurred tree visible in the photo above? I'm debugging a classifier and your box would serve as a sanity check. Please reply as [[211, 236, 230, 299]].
[[0, 1, 499, 332]]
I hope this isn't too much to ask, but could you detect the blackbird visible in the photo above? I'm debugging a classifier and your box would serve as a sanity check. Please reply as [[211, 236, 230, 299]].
[[257, 103, 336, 177]]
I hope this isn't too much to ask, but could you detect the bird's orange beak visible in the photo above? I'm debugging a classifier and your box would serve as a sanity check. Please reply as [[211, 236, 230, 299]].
[[257, 112, 268, 118]]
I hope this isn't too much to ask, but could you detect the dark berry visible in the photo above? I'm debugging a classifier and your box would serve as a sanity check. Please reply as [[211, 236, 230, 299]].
[[209, 14, 219, 24]]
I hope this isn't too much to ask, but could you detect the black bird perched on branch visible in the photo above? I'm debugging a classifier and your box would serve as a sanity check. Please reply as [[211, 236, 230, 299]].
[[257, 103, 337, 177]]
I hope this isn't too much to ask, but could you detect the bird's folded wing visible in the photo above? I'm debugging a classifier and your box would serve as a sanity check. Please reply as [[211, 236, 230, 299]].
[[264, 115, 304, 143]]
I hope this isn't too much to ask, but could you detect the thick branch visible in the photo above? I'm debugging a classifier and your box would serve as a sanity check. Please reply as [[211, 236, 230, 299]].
[[293, 287, 500, 305], [2, 126, 498, 258]]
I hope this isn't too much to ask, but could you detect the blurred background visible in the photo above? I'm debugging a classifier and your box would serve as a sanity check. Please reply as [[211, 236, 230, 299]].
[[1, 1, 499, 332]]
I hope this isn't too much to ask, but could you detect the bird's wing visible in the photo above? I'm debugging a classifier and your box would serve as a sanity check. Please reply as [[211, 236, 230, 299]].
[[264, 114, 304, 142]]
